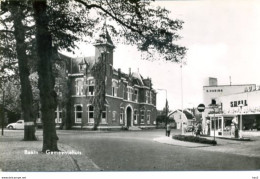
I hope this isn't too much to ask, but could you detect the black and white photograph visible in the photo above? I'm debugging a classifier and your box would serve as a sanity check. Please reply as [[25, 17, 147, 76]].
[[0, 0, 260, 178]]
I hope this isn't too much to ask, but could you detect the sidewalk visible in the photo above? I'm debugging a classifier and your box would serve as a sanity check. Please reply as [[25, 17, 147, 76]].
[[0, 133, 100, 172], [154, 134, 260, 158]]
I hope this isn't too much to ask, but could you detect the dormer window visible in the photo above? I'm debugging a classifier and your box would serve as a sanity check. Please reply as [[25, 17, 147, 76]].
[[79, 63, 84, 71], [78, 59, 86, 72]]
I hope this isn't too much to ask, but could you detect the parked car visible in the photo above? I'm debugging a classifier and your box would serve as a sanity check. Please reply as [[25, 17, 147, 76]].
[[185, 125, 194, 132], [6, 120, 24, 130]]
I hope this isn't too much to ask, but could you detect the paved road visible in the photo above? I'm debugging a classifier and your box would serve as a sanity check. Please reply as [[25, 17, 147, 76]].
[[56, 129, 260, 171]]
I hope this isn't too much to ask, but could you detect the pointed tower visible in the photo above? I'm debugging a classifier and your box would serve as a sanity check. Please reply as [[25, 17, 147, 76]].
[[94, 23, 115, 67]]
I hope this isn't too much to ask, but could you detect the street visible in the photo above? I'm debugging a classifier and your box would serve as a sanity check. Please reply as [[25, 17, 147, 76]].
[[57, 129, 260, 171], [2, 129, 260, 171]]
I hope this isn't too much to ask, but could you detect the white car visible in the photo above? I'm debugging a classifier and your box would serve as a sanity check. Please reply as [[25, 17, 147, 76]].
[[6, 120, 24, 130]]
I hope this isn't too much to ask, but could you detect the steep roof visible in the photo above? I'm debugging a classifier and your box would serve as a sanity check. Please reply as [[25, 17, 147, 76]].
[[94, 23, 114, 48]]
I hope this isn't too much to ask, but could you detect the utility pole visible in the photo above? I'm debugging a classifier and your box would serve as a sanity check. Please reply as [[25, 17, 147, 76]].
[[181, 59, 184, 135]]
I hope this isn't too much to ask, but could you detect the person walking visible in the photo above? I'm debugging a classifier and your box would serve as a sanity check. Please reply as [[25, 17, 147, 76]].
[[166, 123, 171, 137], [196, 122, 202, 136]]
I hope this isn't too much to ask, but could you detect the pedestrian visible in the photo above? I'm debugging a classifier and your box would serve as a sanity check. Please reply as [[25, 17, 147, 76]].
[[166, 123, 171, 137], [196, 122, 202, 136]]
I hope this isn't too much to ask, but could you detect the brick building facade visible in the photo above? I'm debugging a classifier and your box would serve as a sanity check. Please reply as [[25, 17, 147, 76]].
[[51, 28, 157, 130]]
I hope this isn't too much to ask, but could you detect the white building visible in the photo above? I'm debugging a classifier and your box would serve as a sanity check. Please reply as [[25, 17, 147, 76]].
[[168, 109, 195, 129], [202, 77, 260, 137]]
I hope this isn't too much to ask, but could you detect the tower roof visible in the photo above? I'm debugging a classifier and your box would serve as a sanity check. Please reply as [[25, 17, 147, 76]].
[[94, 23, 115, 48]]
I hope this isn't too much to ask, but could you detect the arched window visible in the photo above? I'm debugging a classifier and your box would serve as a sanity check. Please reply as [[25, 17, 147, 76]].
[[140, 107, 145, 124], [120, 108, 124, 124], [88, 105, 94, 123], [101, 106, 107, 124], [134, 110, 138, 124], [112, 111, 116, 121], [147, 110, 151, 124], [75, 105, 83, 123]]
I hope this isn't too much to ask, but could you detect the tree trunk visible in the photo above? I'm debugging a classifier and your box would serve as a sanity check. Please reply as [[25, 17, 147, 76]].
[[10, 1, 37, 141], [64, 78, 72, 130], [32, 0, 59, 152]]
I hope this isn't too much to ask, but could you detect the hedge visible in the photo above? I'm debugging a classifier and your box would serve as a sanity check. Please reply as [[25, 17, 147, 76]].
[[172, 135, 217, 145]]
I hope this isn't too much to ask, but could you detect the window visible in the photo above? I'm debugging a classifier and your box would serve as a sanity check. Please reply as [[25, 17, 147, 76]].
[[75, 105, 83, 123], [150, 92, 152, 104], [112, 80, 118, 97], [146, 91, 149, 103], [79, 64, 83, 71], [140, 109, 145, 124], [88, 105, 94, 123], [127, 87, 133, 101], [134, 89, 138, 102], [101, 107, 107, 124], [134, 110, 138, 124], [37, 112, 41, 123], [211, 99, 216, 105], [55, 107, 62, 123], [75, 78, 84, 96], [211, 117, 222, 130], [112, 111, 116, 121], [120, 108, 124, 124], [87, 78, 95, 96], [147, 111, 151, 124]]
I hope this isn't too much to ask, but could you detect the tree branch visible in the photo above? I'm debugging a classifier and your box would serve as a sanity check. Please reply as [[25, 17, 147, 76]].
[[0, 30, 14, 34], [74, 0, 144, 37]]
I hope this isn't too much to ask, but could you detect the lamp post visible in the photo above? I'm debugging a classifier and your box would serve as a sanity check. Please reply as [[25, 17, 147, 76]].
[[180, 59, 184, 135], [238, 104, 243, 138], [157, 89, 168, 136]]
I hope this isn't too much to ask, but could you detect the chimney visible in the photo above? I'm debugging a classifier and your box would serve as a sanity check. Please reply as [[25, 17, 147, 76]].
[[129, 68, 131, 75], [118, 68, 121, 78]]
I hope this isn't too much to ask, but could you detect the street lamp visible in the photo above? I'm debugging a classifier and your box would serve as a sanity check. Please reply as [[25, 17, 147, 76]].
[[180, 59, 184, 135], [238, 104, 243, 138], [157, 89, 168, 136]]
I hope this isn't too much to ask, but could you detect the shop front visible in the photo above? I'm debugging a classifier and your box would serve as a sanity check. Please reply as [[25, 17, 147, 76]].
[[208, 114, 237, 137]]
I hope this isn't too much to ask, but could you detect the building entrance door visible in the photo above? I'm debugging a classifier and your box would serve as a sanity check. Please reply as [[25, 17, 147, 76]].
[[126, 107, 132, 127]]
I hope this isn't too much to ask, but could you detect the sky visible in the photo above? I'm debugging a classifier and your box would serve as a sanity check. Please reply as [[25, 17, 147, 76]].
[[62, 0, 260, 111]]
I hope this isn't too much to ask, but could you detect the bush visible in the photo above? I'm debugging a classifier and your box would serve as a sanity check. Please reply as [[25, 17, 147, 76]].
[[172, 135, 217, 145]]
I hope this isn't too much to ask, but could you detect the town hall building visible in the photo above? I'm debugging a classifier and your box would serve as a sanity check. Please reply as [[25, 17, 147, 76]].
[[48, 27, 157, 130]]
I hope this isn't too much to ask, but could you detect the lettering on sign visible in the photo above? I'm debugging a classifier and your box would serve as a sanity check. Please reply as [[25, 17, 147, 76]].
[[230, 100, 247, 107]]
